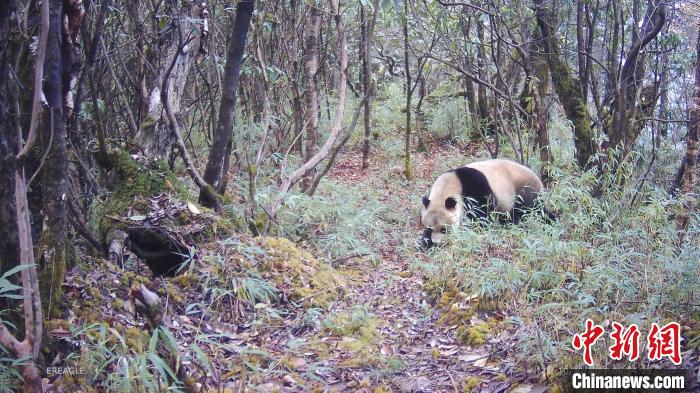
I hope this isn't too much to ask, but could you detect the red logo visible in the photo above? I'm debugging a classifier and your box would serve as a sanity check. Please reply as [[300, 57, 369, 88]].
[[572, 319, 605, 366], [609, 322, 640, 361], [647, 322, 682, 365], [572, 320, 683, 366]]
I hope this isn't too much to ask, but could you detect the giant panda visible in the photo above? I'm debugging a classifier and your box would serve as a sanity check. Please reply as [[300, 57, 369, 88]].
[[419, 159, 546, 250]]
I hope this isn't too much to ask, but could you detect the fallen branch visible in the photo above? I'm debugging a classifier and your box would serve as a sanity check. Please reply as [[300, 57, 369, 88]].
[[330, 252, 373, 267]]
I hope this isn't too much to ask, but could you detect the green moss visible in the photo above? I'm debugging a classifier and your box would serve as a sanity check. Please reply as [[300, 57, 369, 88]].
[[164, 282, 183, 304], [122, 327, 149, 353], [259, 237, 345, 308], [456, 321, 490, 346], [463, 377, 481, 392]]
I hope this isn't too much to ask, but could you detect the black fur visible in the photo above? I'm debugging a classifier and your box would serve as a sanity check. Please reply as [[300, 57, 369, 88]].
[[420, 228, 433, 250], [512, 185, 538, 224], [445, 197, 457, 210], [451, 167, 494, 220], [422, 195, 430, 207]]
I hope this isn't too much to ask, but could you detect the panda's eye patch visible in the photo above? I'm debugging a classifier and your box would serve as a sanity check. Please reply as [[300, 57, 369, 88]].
[[440, 227, 447, 234]]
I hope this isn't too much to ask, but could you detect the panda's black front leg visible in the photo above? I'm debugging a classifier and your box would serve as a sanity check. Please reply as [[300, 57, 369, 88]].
[[418, 228, 434, 250]]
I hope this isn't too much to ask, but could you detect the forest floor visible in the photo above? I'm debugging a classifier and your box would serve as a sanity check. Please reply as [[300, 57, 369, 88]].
[[52, 141, 699, 392]]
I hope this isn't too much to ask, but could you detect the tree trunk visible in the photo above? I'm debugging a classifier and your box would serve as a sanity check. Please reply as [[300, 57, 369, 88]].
[[360, 5, 370, 168], [198, 0, 254, 209], [0, 1, 19, 275], [676, 25, 700, 233], [37, 0, 71, 318], [610, 2, 666, 150], [533, 42, 552, 185], [459, 14, 479, 131], [301, 4, 322, 191], [476, 19, 492, 134], [133, 1, 208, 160], [403, 0, 412, 179], [360, 0, 380, 169], [534, 0, 595, 168]]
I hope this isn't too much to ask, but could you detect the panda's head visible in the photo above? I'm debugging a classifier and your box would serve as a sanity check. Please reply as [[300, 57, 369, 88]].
[[419, 172, 462, 250]]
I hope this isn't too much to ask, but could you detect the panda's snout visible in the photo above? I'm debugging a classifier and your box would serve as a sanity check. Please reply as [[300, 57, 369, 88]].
[[418, 228, 434, 251]]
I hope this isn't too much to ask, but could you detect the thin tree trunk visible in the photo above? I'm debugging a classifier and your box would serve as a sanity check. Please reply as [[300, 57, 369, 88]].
[[360, 5, 370, 167], [360, 0, 380, 169], [301, 4, 322, 191], [199, 0, 254, 209], [38, 0, 71, 318], [0, 2, 44, 391], [476, 19, 492, 134], [268, 0, 347, 221], [610, 2, 666, 150], [403, 0, 412, 179]]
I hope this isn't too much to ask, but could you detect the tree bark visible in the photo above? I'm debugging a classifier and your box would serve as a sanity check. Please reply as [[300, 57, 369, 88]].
[[300, 4, 322, 191], [199, 0, 254, 209], [476, 19, 492, 134], [534, 0, 595, 168], [0, 0, 19, 275]]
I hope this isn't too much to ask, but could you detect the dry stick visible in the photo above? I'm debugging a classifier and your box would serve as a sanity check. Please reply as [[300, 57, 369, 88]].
[[329, 252, 373, 267], [161, 38, 218, 205], [26, 110, 54, 188], [16, 166, 43, 360], [16, 0, 49, 161], [267, 0, 348, 220]]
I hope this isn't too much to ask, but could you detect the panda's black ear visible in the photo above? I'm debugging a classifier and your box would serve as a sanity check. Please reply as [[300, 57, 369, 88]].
[[422, 196, 430, 207], [445, 197, 457, 210]]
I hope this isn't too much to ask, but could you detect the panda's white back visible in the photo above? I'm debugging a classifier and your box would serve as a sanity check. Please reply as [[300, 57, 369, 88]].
[[466, 159, 543, 212]]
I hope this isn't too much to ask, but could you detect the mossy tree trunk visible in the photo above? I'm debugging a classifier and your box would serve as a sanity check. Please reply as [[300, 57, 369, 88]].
[[534, 0, 595, 168]]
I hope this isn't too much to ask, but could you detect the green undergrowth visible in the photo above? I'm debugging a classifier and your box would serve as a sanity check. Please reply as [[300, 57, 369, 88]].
[[414, 158, 700, 372]]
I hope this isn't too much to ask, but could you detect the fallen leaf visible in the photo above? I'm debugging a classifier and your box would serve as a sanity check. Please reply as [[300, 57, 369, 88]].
[[187, 201, 201, 215]]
